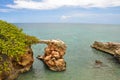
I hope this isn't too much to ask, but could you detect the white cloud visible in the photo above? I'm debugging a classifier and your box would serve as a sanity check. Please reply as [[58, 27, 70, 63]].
[[61, 15, 72, 20], [0, 8, 13, 12], [60, 13, 120, 20], [6, 0, 120, 10], [60, 13, 120, 24], [61, 13, 97, 20]]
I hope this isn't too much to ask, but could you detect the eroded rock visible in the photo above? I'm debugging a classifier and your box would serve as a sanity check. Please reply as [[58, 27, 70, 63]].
[[0, 46, 34, 80], [37, 40, 67, 71], [91, 41, 120, 62]]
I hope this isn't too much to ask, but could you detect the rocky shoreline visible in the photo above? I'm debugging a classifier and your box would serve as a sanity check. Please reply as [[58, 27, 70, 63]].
[[0, 39, 67, 80], [37, 40, 67, 71], [2, 40, 120, 79], [0, 46, 34, 80], [91, 41, 120, 62]]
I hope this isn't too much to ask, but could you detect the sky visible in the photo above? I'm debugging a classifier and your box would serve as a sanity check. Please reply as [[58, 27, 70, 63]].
[[0, 0, 120, 24]]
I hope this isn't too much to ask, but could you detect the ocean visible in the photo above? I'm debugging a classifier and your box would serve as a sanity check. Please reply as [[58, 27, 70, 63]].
[[15, 23, 120, 80]]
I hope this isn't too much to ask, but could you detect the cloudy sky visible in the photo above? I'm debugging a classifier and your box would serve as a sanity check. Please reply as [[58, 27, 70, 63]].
[[0, 0, 120, 24]]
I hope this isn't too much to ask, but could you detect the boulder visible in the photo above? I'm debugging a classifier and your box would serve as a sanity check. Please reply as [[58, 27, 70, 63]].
[[37, 39, 67, 71]]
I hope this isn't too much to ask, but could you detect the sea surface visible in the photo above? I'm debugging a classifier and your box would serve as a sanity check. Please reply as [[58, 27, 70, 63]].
[[15, 23, 120, 80]]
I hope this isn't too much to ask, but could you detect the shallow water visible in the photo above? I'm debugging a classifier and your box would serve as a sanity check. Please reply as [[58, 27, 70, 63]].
[[15, 23, 120, 80]]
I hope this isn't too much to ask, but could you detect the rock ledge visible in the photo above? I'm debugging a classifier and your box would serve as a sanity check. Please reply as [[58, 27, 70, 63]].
[[91, 41, 120, 62]]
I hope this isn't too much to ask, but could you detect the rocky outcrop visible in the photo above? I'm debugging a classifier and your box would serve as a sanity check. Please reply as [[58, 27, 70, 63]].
[[17, 46, 34, 73], [91, 41, 120, 62], [0, 46, 34, 80], [37, 40, 67, 71]]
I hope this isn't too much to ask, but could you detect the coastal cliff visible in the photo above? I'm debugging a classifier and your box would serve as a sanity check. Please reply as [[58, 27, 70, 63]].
[[37, 40, 67, 71], [0, 20, 39, 80], [0, 46, 34, 80], [91, 41, 120, 62]]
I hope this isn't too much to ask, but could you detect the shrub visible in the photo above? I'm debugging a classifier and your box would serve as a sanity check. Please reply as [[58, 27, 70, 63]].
[[0, 20, 39, 61]]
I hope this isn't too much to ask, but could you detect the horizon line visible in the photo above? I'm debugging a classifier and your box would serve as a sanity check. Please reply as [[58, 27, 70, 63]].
[[12, 22, 120, 25]]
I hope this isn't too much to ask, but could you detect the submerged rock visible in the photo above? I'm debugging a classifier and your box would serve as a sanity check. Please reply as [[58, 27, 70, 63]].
[[95, 60, 103, 65], [37, 39, 67, 71], [91, 41, 120, 62], [93, 60, 108, 68]]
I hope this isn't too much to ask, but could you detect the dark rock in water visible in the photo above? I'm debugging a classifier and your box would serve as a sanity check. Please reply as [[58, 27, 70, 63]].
[[94, 60, 107, 68], [95, 60, 103, 65], [114, 54, 120, 63], [37, 39, 67, 71], [37, 55, 44, 60], [91, 41, 120, 63], [0, 46, 34, 80]]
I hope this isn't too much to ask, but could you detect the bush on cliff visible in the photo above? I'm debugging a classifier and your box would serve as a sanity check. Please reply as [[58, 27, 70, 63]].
[[0, 20, 39, 75]]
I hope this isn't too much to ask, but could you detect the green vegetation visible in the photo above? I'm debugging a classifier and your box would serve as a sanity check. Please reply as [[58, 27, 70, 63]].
[[0, 59, 11, 74], [0, 20, 39, 61], [0, 20, 40, 75]]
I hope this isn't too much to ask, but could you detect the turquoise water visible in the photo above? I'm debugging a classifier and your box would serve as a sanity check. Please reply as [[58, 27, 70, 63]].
[[16, 23, 120, 80]]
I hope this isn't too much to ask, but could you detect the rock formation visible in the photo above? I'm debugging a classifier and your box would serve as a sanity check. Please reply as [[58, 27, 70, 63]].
[[95, 60, 103, 65], [91, 41, 120, 62], [37, 40, 67, 71], [0, 46, 34, 80]]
